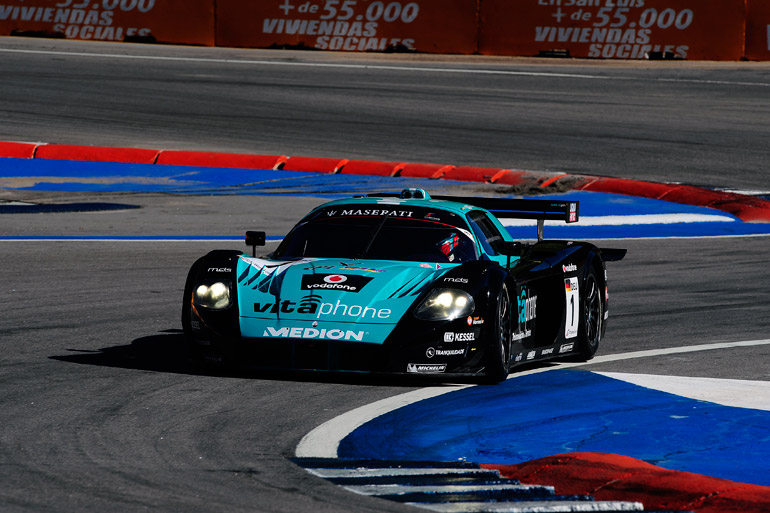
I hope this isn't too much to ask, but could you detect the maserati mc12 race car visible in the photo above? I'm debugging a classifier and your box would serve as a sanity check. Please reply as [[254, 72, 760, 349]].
[[182, 189, 625, 383]]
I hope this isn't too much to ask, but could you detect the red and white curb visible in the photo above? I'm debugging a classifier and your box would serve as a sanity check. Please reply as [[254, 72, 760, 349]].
[[294, 458, 653, 513]]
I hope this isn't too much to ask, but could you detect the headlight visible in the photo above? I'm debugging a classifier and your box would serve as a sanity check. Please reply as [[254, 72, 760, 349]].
[[414, 289, 474, 321], [194, 281, 232, 310]]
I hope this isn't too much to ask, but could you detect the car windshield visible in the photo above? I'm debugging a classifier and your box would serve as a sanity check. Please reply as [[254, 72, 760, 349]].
[[272, 205, 478, 263]]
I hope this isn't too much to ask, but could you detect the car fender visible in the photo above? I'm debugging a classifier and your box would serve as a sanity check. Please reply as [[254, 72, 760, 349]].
[[182, 250, 243, 342], [380, 260, 509, 371]]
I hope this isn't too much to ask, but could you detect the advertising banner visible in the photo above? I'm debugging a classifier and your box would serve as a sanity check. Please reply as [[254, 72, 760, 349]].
[[215, 0, 479, 54], [746, 0, 770, 60], [0, 0, 765, 61], [479, 0, 746, 61], [0, 0, 214, 45]]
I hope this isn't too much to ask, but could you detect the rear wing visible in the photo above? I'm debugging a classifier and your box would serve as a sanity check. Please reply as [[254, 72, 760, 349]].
[[433, 195, 579, 241]]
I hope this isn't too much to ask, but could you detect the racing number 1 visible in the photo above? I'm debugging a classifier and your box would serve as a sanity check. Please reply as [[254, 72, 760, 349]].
[[564, 277, 579, 339]]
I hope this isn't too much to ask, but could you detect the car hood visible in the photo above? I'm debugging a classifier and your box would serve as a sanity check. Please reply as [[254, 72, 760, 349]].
[[235, 256, 454, 343]]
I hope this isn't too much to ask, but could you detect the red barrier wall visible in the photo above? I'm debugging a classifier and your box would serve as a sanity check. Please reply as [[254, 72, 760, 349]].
[[340, 159, 403, 176], [0, 141, 37, 159], [480, 0, 746, 61], [282, 156, 348, 173], [0, 0, 214, 45], [215, 0, 478, 53], [35, 144, 159, 163], [746, 0, 770, 60], [156, 150, 287, 170]]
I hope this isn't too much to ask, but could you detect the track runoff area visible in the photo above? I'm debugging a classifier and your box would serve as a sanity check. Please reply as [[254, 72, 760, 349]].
[[2, 145, 770, 512]]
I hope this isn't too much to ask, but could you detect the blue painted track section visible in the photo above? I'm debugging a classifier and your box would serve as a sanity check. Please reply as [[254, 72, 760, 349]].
[[509, 191, 770, 239], [338, 370, 770, 487], [0, 157, 447, 196], [508, 192, 770, 239]]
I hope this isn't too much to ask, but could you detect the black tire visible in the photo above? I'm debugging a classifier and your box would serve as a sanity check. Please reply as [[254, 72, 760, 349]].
[[575, 266, 603, 360], [181, 257, 209, 369], [481, 283, 512, 384]]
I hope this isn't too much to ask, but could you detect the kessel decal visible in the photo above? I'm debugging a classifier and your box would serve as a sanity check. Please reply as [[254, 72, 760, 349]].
[[443, 332, 475, 343], [301, 274, 373, 292]]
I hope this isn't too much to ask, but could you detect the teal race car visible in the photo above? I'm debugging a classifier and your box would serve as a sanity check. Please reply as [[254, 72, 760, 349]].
[[182, 189, 625, 383]]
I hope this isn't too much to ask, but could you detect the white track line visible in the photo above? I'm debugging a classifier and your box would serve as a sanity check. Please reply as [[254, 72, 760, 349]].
[[295, 339, 770, 458], [0, 47, 618, 79], [411, 501, 643, 512], [306, 467, 497, 479], [344, 483, 553, 496], [296, 385, 473, 458]]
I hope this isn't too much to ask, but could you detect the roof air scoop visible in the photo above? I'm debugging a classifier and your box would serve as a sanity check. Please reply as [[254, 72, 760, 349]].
[[400, 188, 430, 200]]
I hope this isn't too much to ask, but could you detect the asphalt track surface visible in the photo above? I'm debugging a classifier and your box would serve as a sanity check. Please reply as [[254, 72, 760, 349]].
[[1, 37, 770, 512]]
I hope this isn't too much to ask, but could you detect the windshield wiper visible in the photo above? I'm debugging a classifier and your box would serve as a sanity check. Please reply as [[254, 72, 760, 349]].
[[358, 215, 389, 259]]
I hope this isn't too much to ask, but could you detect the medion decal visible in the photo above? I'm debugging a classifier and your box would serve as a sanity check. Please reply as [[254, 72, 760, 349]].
[[262, 326, 365, 341]]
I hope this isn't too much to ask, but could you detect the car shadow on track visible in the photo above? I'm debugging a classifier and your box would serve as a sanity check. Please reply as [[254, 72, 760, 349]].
[[49, 329, 487, 388]]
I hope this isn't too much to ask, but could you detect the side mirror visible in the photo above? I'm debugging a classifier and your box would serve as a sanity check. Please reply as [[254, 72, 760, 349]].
[[245, 231, 266, 257], [497, 241, 525, 269], [497, 241, 524, 257]]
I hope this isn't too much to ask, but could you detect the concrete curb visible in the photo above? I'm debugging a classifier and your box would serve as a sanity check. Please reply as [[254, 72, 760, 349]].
[[2, 141, 770, 222]]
